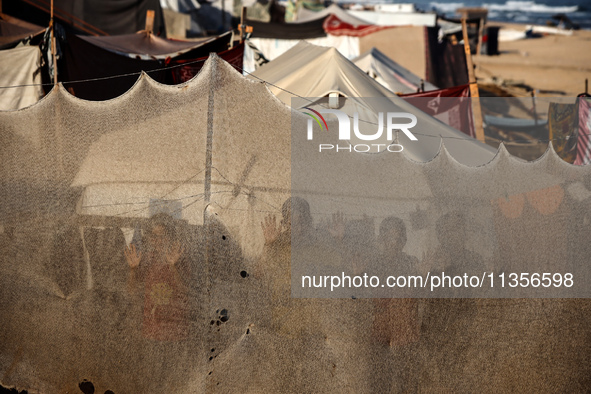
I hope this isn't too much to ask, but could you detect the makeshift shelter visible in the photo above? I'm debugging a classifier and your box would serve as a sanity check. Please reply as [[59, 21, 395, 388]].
[[61, 31, 236, 100], [1, 55, 591, 394], [249, 41, 493, 165], [0, 45, 44, 110], [348, 9, 437, 27], [295, 4, 369, 25], [353, 47, 438, 94]]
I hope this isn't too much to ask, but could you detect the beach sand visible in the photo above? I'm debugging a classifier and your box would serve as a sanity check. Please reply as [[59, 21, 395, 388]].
[[476, 23, 591, 97]]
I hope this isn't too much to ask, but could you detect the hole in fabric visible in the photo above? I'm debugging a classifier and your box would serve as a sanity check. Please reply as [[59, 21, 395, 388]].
[[240, 270, 249, 278], [78, 380, 95, 394]]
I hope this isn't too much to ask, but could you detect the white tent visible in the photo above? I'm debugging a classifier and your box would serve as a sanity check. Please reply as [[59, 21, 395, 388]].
[[348, 9, 437, 27], [0, 45, 43, 110], [295, 4, 369, 25], [249, 41, 496, 166], [353, 47, 438, 94]]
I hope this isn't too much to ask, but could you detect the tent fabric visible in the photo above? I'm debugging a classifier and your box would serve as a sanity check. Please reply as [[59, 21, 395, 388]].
[[249, 41, 494, 165], [354, 47, 438, 94], [549, 102, 578, 163], [61, 31, 233, 100], [168, 42, 244, 83], [0, 14, 45, 49], [246, 18, 326, 39], [323, 14, 394, 37], [0, 45, 44, 110], [575, 98, 591, 165], [1, 54, 591, 393], [61, 31, 166, 101], [160, 0, 203, 13], [4, 0, 166, 37], [359, 25, 427, 81], [401, 84, 474, 138], [347, 10, 437, 27], [425, 27, 469, 89], [295, 4, 369, 25], [79, 31, 213, 59], [161, 8, 192, 39], [242, 34, 359, 73]]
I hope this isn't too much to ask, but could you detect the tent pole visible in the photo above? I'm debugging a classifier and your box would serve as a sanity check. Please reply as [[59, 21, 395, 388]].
[[531, 90, 538, 126], [462, 17, 485, 143], [240, 6, 246, 43], [50, 0, 57, 86], [476, 17, 485, 57], [145, 10, 155, 34]]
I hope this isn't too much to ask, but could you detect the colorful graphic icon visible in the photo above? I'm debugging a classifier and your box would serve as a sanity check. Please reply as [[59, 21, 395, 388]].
[[303, 107, 329, 132]]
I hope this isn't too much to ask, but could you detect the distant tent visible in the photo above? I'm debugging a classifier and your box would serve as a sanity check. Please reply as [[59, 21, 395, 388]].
[[0, 45, 44, 110], [243, 18, 361, 72], [353, 47, 438, 94], [347, 9, 437, 27], [250, 41, 494, 165], [295, 4, 369, 25], [61, 31, 234, 100]]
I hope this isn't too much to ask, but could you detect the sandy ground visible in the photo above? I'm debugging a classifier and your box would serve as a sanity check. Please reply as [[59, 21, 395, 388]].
[[476, 23, 591, 97]]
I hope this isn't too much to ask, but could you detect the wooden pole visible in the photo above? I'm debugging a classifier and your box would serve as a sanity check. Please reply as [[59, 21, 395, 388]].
[[462, 17, 486, 143], [145, 10, 155, 34], [476, 17, 485, 57], [50, 0, 57, 86], [240, 6, 246, 44], [531, 90, 538, 126]]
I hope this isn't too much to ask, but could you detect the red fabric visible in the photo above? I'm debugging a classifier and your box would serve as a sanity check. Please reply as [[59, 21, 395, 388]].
[[401, 84, 475, 138], [142, 262, 190, 341], [322, 14, 394, 37], [168, 42, 245, 84]]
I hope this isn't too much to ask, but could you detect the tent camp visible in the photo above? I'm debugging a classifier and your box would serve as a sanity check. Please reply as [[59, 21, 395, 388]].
[[1, 55, 591, 393], [61, 31, 238, 100], [353, 47, 438, 94], [249, 41, 494, 166]]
